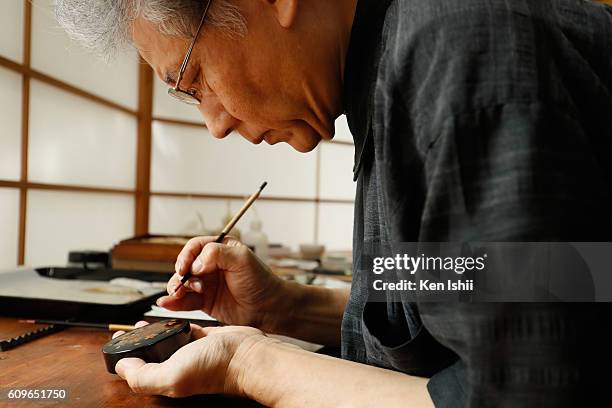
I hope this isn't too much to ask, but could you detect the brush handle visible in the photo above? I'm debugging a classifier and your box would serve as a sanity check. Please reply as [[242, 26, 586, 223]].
[[108, 324, 137, 332], [23, 320, 136, 331]]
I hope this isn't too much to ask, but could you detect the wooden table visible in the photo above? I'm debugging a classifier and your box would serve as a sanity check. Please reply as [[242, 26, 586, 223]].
[[0, 317, 263, 407]]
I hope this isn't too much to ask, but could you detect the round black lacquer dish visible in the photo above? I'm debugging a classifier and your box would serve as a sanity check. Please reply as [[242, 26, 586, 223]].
[[102, 319, 191, 374]]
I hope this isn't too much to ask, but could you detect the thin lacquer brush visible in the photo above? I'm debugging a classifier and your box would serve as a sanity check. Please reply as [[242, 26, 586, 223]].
[[19, 319, 136, 331]]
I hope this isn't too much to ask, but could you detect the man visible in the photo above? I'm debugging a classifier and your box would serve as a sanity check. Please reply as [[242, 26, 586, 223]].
[[57, 0, 612, 406]]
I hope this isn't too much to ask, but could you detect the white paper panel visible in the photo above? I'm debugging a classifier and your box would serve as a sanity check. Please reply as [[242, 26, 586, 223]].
[[319, 143, 356, 200], [153, 78, 203, 122], [0, 1, 24, 62], [150, 196, 316, 251], [0, 68, 22, 181], [25, 190, 134, 266], [333, 115, 354, 143], [151, 122, 317, 198], [317, 203, 354, 251], [31, 0, 138, 110], [28, 80, 137, 189], [0, 189, 20, 271]]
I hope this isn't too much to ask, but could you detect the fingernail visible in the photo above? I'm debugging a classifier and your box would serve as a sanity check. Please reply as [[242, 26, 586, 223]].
[[175, 261, 183, 274], [156, 298, 162, 306], [191, 278, 203, 293], [192, 258, 203, 273], [170, 285, 177, 296]]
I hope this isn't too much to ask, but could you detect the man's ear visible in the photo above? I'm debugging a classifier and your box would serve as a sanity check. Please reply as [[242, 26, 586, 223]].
[[266, 0, 299, 29]]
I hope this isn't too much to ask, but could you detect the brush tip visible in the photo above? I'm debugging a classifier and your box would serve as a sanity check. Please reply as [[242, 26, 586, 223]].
[[260, 181, 268, 191]]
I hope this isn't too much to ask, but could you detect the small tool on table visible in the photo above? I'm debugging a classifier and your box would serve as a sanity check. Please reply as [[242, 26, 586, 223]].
[[1, 320, 137, 352], [19, 319, 136, 332], [0, 324, 66, 352], [176, 181, 268, 290]]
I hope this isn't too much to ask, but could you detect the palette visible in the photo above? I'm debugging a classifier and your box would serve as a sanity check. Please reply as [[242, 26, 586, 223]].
[[0, 268, 167, 322]]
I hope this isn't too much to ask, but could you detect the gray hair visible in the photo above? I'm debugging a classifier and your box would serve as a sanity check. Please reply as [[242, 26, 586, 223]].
[[55, 0, 247, 56]]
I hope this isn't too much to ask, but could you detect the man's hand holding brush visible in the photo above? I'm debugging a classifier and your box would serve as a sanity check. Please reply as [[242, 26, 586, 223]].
[[156, 235, 289, 333]]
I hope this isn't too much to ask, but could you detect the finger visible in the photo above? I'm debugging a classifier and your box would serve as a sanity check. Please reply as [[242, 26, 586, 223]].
[[156, 292, 205, 311], [190, 323, 206, 339], [166, 276, 201, 298], [183, 277, 204, 293], [112, 330, 125, 339], [175, 236, 220, 277], [113, 320, 148, 339], [166, 273, 180, 295], [176, 236, 240, 278], [166, 273, 189, 298], [116, 357, 145, 380], [191, 243, 250, 277], [116, 358, 172, 395]]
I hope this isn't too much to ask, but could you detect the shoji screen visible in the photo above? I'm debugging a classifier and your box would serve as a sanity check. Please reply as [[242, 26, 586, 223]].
[[0, 1, 24, 63], [0, 68, 22, 182], [28, 81, 137, 189], [0, 0, 140, 269], [0, 2, 24, 270], [149, 196, 317, 251], [26, 190, 134, 266], [23, 0, 139, 266], [0, 189, 20, 270], [31, 1, 138, 110], [318, 116, 355, 250]]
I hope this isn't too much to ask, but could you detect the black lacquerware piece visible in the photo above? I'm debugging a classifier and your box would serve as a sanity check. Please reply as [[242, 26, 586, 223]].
[[102, 319, 191, 374]]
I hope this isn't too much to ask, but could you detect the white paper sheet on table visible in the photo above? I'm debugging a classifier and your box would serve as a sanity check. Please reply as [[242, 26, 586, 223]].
[[144, 305, 217, 321]]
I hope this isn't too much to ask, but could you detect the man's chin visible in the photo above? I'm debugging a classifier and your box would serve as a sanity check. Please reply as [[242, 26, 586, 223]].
[[252, 128, 322, 153], [285, 137, 320, 153]]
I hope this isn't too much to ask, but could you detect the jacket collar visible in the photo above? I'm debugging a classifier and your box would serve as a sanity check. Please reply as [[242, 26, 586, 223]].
[[342, 0, 393, 180]]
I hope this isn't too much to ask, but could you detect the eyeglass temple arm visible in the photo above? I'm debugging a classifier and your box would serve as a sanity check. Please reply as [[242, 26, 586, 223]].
[[175, 0, 213, 87]]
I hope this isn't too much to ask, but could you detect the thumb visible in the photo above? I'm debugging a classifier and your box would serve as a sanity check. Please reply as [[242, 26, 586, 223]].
[[116, 358, 172, 395], [189, 323, 221, 340]]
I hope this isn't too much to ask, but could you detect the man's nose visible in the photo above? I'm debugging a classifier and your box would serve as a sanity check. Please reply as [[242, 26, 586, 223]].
[[197, 99, 239, 139]]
